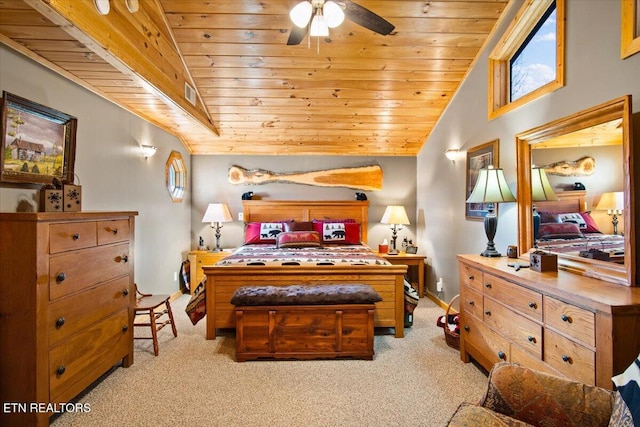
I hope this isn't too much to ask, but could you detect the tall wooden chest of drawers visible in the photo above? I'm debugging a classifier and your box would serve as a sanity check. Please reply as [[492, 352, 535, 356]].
[[0, 211, 137, 426], [457, 254, 640, 390]]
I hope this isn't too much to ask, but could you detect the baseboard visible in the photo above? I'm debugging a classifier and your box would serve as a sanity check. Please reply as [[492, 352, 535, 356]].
[[424, 291, 448, 310], [170, 290, 183, 301]]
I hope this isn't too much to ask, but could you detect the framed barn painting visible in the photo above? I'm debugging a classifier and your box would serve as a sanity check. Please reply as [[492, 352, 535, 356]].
[[465, 139, 499, 220], [1, 91, 77, 187]]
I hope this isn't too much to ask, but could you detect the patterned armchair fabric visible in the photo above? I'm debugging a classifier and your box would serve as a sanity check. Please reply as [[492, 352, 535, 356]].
[[447, 363, 614, 427]]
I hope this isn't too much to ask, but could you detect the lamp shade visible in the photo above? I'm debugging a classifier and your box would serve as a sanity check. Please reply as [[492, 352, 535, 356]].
[[596, 192, 624, 211], [466, 166, 516, 204], [380, 205, 410, 225], [531, 167, 558, 202], [202, 203, 233, 223]]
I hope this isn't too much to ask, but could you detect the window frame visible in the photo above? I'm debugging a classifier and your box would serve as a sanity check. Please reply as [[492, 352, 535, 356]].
[[165, 150, 186, 203], [621, 0, 640, 59], [488, 0, 565, 120]]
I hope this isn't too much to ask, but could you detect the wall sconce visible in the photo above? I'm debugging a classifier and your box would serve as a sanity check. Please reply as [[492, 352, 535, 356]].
[[141, 145, 157, 159], [445, 149, 459, 162]]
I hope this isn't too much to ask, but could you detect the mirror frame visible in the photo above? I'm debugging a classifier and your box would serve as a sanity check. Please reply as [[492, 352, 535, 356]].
[[516, 95, 635, 286]]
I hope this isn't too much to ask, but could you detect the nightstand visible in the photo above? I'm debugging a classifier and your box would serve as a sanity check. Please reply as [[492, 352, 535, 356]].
[[376, 252, 426, 297], [188, 249, 234, 294]]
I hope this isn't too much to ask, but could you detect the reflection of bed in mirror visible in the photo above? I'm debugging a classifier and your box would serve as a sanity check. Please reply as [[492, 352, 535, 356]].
[[535, 190, 625, 263]]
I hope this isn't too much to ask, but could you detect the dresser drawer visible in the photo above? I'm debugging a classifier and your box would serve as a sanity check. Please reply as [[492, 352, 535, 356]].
[[483, 298, 542, 359], [483, 273, 542, 322], [49, 309, 130, 402], [459, 263, 483, 292], [49, 243, 130, 300], [461, 312, 509, 368], [544, 328, 595, 385], [510, 344, 565, 379], [50, 222, 97, 254], [460, 285, 483, 320], [97, 219, 131, 245], [544, 296, 595, 347], [49, 276, 131, 346]]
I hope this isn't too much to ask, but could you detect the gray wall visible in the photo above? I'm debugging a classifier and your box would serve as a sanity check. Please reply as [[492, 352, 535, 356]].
[[191, 156, 417, 250], [0, 46, 192, 295], [417, 0, 640, 302]]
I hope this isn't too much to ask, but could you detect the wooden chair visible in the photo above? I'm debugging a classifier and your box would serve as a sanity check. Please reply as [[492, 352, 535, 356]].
[[133, 284, 177, 356]]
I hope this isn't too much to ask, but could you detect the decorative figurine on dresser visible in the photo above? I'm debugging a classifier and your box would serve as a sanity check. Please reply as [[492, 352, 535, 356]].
[[0, 211, 138, 426]]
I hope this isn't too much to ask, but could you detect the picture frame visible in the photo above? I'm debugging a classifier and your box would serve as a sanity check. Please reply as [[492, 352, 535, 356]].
[[405, 245, 418, 254], [466, 139, 499, 220], [1, 91, 77, 187]]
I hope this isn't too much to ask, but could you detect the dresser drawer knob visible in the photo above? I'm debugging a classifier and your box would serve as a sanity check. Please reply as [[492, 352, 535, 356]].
[[468, 275, 474, 281], [56, 272, 66, 283], [72, 233, 80, 240], [527, 335, 536, 343], [118, 255, 129, 263], [55, 317, 65, 328], [528, 302, 537, 309], [469, 300, 475, 306], [497, 351, 506, 360], [561, 314, 571, 323], [561, 354, 572, 363], [122, 289, 129, 297], [112, 228, 119, 235], [464, 325, 470, 332], [56, 365, 66, 376], [122, 325, 129, 333], [485, 283, 492, 289], [484, 310, 491, 316]]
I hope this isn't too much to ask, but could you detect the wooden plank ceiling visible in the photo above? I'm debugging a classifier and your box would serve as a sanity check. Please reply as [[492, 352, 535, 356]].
[[0, 0, 510, 156]]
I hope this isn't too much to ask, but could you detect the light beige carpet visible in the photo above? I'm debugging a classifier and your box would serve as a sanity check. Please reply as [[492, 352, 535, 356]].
[[51, 295, 488, 427]]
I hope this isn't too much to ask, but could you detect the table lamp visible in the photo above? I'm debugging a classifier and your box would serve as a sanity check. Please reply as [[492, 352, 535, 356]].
[[596, 191, 624, 235], [466, 166, 516, 257], [202, 203, 233, 252], [531, 167, 557, 241], [380, 205, 410, 255]]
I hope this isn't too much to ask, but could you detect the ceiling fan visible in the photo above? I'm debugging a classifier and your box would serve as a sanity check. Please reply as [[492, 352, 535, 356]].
[[287, 0, 395, 45]]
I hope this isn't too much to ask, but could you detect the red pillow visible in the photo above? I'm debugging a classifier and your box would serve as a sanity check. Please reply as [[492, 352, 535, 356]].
[[244, 222, 287, 244], [276, 231, 322, 248], [284, 221, 314, 232], [537, 222, 584, 240], [313, 222, 361, 244]]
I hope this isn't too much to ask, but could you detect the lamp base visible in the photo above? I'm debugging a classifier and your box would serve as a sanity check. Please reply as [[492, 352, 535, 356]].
[[480, 248, 502, 257]]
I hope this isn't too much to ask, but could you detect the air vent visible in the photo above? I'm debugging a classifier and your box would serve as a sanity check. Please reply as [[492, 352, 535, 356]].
[[184, 83, 196, 106]]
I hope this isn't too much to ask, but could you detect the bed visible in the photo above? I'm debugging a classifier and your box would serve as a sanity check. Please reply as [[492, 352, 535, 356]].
[[535, 190, 625, 262], [202, 200, 408, 339]]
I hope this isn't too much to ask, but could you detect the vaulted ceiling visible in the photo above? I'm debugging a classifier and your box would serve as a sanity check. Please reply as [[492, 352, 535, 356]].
[[0, 0, 511, 155]]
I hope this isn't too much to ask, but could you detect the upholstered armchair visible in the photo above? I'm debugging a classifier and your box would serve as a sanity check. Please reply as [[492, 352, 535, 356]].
[[446, 362, 625, 427]]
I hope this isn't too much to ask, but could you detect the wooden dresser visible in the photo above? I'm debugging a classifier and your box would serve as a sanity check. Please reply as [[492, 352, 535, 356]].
[[0, 211, 137, 426], [458, 254, 640, 390]]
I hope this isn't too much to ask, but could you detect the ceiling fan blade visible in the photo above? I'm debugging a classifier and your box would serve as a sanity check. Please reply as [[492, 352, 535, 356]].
[[343, 0, 395, 35], [287, 24, 309, 45]]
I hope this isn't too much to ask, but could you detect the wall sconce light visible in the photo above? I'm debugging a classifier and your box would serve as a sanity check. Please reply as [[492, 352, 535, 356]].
[[141, 145, 158, 159], [445, 149, 459, 162]]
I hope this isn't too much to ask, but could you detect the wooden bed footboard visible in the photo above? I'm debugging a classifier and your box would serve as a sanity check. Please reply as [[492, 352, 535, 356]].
[[203, 264, 408, 339]]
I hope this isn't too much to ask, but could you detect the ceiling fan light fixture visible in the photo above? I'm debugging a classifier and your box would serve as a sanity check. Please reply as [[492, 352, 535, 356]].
[[310, 14, 329, 37], [323, 1, 345, 28], [290, 1, 313, 28]]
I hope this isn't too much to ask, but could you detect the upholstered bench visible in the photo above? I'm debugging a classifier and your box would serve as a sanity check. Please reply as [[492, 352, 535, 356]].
[[230, 284, 382, 362]]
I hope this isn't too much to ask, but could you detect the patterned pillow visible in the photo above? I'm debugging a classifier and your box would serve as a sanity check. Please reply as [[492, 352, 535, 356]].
[[538, 222, 584, 240], [276, 231, 322, 248], [559, 211, 602, 233], [611, 354, 640, 426], [312, 221, 361, 244], [244, 222, 287, 244]]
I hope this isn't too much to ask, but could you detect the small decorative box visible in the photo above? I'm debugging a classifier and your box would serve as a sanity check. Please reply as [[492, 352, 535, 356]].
[[530, 251, 557, 272], [40, 189, 63, 212], [63, 184, 82, 212]]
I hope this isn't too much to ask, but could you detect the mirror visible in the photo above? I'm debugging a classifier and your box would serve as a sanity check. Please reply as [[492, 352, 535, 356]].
[[516, 96, 635, 286]]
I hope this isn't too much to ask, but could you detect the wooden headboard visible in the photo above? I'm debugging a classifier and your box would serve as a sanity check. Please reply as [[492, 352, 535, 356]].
[[535, 190, 587, 213], [242, 200, 370, 243]]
